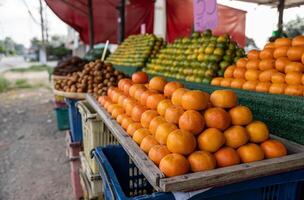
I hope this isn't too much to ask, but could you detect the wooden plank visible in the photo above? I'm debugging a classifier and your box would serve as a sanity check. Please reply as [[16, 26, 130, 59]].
[[86, 94, 164, 191]]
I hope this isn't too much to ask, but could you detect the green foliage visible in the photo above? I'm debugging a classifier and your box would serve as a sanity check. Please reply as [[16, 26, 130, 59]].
[[9, 65, 52, 73], [285, 16, 304, 38], [47, 44, 72, 60], [0, 76, 10, 93], [15, 79, 31, 88]]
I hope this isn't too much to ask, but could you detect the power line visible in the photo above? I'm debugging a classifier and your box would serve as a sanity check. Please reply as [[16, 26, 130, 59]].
[[21, 0, 40, 25]]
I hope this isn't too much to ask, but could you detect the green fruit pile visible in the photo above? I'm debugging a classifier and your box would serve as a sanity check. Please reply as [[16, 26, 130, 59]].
[[106, 34, 165, 67], [144, 30, 245, 84]]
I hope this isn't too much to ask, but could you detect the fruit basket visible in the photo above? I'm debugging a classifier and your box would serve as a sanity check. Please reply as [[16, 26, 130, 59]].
[[86, 94, 304, 192]]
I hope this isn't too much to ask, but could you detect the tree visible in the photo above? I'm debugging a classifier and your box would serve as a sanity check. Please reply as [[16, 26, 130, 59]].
[[285, 16, 304, 38]]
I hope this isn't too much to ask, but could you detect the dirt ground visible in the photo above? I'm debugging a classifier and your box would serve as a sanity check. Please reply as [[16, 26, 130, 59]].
[[0, 88, 74, 200]]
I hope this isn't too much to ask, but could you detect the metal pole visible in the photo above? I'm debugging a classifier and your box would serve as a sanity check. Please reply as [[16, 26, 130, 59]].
[[277, 0, 285, 36], [88, 0, 94, 50], [117, 0, 125, 44]]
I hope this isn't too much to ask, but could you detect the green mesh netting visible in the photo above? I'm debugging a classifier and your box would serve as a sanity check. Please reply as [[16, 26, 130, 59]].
[[113, 65, 143, 77]]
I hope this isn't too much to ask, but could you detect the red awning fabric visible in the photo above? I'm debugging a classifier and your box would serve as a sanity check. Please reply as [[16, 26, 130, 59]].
[[166, 1, 246, 47], [45, 0, 154, 44]]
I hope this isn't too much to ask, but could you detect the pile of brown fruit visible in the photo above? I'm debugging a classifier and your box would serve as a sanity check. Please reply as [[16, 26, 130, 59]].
[[54, 59, 126, 96], [53, 56, 88, 76]]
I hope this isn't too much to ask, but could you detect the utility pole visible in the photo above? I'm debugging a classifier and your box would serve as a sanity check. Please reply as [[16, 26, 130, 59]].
[[88, 0, 94, 50], [39, 0, 47, 63], [117, 0, 125, 44]]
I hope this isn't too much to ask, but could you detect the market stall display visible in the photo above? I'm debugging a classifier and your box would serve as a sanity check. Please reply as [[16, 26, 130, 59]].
[[53, 56, 88, 76], [211, 35, 304, 96], [144, 30, 245, 84]]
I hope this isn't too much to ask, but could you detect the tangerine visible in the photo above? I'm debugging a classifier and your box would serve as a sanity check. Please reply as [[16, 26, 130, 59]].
[[164, 82, 184, 98], [260, 139, 287, 158], [224, 126, 249, 149], [210, 90, 238, 108], [204, 107, 231, 131], [167, 129, 197, 155], [133, 128, 151, 145], [229, 106, 253, 125], [165, 105, 184, 124], [171, 88, 189, 106], [126, 123, 142, 136], [197, 128, 226, 152], [149, 76, 167, 92], [149, 116, 166, 135], [188, 151, 216, 172], [148, 145, 171, 165], [181, 90, 210, 110], [214, 147, 241, 167], [155, 122, 178, 144], [159, 153, 190, 177], [179, 110, 205, 135], [246, 121, 269, 143], [140, 110, 159, 128], [237, 143, 265, 163], [140, 135, 159, 153]]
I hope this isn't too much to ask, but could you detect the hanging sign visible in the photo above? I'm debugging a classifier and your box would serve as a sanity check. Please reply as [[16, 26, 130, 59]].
[[193, 0, 218, 31]]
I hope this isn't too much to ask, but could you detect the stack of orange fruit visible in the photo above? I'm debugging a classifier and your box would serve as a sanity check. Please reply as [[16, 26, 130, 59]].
[[98, 71, 287, 177], [211, 35, 304, 96]]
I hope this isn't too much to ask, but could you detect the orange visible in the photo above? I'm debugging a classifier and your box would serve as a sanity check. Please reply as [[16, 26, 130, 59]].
[[259, 59, 275, 71], [242, 81, 258, 91], [155, 122, 178, 144], [134, 87, 147, 102], [246, 59, 260, 70], [181, 90, 210, 110], [302, 74, 304, 84], [214, 147, 241, 167], [107, 104, 119, 114], [140, 90, 158, 106], [117, 95, 127, 107], [204, 107, 231, 131], [275, 57, 290, 72], [111, 90, 122, 103], [131, 105, 147, 122], [258, 69, 277, 82], [285, 72, 302, 85], [165, 105, 184, 124], [132, 71, 148, 84], [230, 79, 246, 89], [224, 65, 236, 78], [260, 139, 287, 158], [116, 114, 128, 125], [149, 76, 167, 92], [148, 145, 171, 165], [179, 110, 205, 135], [121, 117, 134, 130], [157, 99, 173, 116], [132, 128, 151, 145], [255, 82, 271, 93], [140, 135, 159, 153], [149, 116, 166, 135], [237, 143, 265, 163], [284, 85, 303, 96], [107, 87, 115, 99], [246, 121, 269, 143], [123, 81, 133, 96], [233, 67, 246, 79], [273, 46, 289, 59], [164, 82, 184, 98], [167, 129, 197, 155], [159, 153, 190, 177], [302, 54, 304, 64], [247, 50, 260, 60], [125, 100, 137, 116], [274, 37, 291, 47], [220, 78, 233, 87], [271, 72, 286, 83], [245, 69, 261, 81], [129, 84, 146, 98], [229, 106, 253, 125], [171, 88, 189, 106], [140, 110, 159, 128], [146, 94, 165, 110], [260, 48, 274, 59], [188, 151, 216, 172], [98, 96, 109, 105], [292, 35, 304, 46], [118, 78, 133, 91], [269, 83, 287, 94], [287, 46, 304, 61], [197, 128, 226, 152], [211, 77, 224, 86], [122, 97, 134, 110], [224, 126, 249, 149], [210, 90, 238, 108], [111, 106, 125, 119], [127, 123, 142, 136], [285, 62, 304, 73], [236, 58, 248, 68], [264, 42, 275, 49]]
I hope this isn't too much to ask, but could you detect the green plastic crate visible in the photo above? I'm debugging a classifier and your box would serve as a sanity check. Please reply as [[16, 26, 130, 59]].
[[54, 107, 70, 131]]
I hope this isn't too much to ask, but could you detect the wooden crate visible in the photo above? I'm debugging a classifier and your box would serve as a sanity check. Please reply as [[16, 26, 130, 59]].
[[86, 94, 304, 192]]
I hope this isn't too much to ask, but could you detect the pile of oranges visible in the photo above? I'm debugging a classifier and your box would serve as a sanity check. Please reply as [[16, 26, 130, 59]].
[[211, 35, 304, 96], [99, 71, 287, 177]]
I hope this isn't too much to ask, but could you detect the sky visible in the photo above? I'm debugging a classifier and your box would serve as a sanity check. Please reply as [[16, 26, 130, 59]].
[[0, 0, 303, 48]]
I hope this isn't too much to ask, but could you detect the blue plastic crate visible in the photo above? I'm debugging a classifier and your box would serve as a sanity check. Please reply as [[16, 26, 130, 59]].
[[94, 145, 304, 200], [65, 98, 83, 142]]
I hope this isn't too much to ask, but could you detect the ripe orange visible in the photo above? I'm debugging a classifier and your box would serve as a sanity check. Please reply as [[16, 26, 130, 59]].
[[123, 81, 133, 96], [285, 62, 304, 73], [210, 90, 238, 108], [148, 145, 171, 165], [230, 79, 246, 89], [126, 123, 142, 136], [260, 139, 287, 158], [140, 90, 158, 106], [275, 57, 290, 72], [167, 129, 197, 155], [273, 46, 289, 59], [140, 135, 159, 153], [107, 104, 119, 114], [246, 121, 269, 143], [116, 114, 128, 125], [242, 81, 258, 91], [284, 85, 303, 96], [292, 35, 304, 46], [117, 95, 127, 107], [164, 82, 184, 98], [132, 71, 148, 84], [197, 128, 226, 152], [146, 94, 165, 110], [247, 50, 260, 60], [246, 60, 260, 70], [285, 72, 302, 85], [134, 88, 147, 102], [269, 83, 287, 94], [131, 105, 147, 122], [224, 65, 236, 78], [159, 153, 190, 177], [274, 37, 291, 47], [236, 58, 248, 68], [287, 46, 304, 61], [179, 110, 205, 135], [302, 54, 304, 64], [255, 82, 271, 93], [111, 106, 125, 119], [259, 48, 274, 59], [220, 78, 233, 87], [214, 147, 241, 167], [259, 59, 275, 71], [188, 151, 216, 172], [125, 100, 137, 116], [271, 72, 286, 83], [157, 99, 173, 116], [140, 110, 159, 128], [121, 117, 134, 130], [229, 106, 253, 125], [165, 105, 184, 124], [149, 116, 166, 135], [264, 42, 275, 49], [129, 84, 146, 98], [133, 128, 151, 145], [211, 77, 224, 86], [155, 122, 178, 144], [107, 87, 115, 99], [233, 67, 246, 79], [111, 90, 122, 103], [118, 78, 132, 91], [149, 76, 167, 92], [259, 69, 277, 82], [171, 88, 189, 106], [245, 69, 261, 81], [224, 126, 249, 148], [237, 143, 265, 163], [181, 90, 210, 110], [204, 107, 231, 131]]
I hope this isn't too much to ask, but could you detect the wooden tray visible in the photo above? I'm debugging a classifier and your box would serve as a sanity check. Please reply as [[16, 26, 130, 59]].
[[53, 89, 86, 100], [86, 94, 304, 192]]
